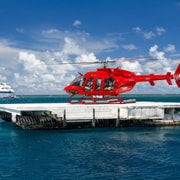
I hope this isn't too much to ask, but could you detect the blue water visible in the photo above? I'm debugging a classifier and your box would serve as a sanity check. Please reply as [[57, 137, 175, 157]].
[[0, 95, 180, 179], [0, 94, 180, 104]]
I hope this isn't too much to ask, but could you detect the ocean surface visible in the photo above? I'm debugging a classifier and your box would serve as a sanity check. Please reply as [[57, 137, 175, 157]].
[[0, 94, 180, 179]]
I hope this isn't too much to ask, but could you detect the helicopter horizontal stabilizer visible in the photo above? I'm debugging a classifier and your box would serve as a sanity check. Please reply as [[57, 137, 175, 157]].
[[174, 64, 180, 87], [166, 72, 172, 85]]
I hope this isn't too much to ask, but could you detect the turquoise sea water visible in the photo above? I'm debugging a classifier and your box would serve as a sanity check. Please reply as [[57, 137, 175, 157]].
[[0, 95, 180, 179], [0, 94, 180, 104]]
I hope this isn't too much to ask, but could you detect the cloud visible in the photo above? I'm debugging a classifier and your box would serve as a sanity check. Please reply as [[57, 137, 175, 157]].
[[19, 51, 48, 73], [149, 44, 166, 60], [0, 67, 7, 82], [73, 20, 81, 27], [156, 27, 166, 35], [16, 28, 24, 33], [144, 31, 155, 39], [59, 37, 86, 56], [17, 51, 59, 94], [133, 27, 142, 33], [75, 53, 98, 63], [121, 44, 137, 50], [120, 60, 143, 73], [41, 28, 119, 53], [0, 40, 19, 67], [164, 44, 176, 53], [133, 26, 166, 39], [147, 44, 176, 74], [148, 44, 177, 74]]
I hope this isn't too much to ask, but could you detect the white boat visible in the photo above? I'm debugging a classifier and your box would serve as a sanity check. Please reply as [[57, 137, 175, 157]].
[[0, 83, 15, 98]]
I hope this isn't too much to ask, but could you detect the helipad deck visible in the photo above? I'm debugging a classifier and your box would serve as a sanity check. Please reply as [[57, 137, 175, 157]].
[[0, 102, 180, 129]]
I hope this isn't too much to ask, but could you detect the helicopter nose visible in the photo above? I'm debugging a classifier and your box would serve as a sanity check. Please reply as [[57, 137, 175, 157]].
[[64, 85, 78, 95]]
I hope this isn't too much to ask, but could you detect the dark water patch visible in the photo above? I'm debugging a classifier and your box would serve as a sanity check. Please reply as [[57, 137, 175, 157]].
[[0, 124, 179, 179]]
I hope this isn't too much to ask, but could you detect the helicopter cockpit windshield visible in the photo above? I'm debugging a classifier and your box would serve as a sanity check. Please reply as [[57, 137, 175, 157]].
[[71, 76, 85, 86]]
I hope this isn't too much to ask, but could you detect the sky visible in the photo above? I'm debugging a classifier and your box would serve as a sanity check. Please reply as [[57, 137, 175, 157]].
[[0, 0, 180, 95]]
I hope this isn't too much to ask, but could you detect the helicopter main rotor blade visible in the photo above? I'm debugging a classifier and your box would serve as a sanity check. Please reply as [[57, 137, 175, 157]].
[[46, 61, 101, 65], [112, 56, 160, 62], [46, 56, 165, 66]]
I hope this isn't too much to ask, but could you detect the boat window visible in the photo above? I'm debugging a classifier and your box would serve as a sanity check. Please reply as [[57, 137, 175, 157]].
[[71, 76, 85, 86], [84, 78, 94, 91], [104, 78, 114, 91], [95, 78, 102, 91]]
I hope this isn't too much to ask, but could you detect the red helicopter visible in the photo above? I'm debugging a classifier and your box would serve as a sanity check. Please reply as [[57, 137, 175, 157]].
[[64, 59, 180, 103]]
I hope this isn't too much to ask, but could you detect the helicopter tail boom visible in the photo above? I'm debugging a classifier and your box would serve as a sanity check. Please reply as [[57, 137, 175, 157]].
[[174, 64, 180, 87], [134, 64, 180, 87]]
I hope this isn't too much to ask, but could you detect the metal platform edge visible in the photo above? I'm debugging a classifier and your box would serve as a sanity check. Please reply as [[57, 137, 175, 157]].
[[0, 102, 179, 129]]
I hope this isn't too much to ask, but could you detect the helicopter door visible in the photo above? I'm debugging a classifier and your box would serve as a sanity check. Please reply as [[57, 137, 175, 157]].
[[104, 78, 114, 91], [84, 78, 94, 91], [95, 78, 102, 91]]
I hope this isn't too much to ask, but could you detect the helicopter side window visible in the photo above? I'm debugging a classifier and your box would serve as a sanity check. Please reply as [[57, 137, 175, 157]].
[[84, 78, 94, 91], [71, 76, 85, 86], [104, 78, 114, 91], [95, 78, 102, 91]]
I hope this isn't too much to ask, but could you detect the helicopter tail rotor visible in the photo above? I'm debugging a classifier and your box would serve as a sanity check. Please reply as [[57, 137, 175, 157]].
[[174, 64, 180, 87]]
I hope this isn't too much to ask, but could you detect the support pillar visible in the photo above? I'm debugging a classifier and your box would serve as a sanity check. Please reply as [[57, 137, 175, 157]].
[[11, 113, 17, 123], [116, 108, 120, 127], [92, 108, 96, 127], [63, 109, 67, 128]]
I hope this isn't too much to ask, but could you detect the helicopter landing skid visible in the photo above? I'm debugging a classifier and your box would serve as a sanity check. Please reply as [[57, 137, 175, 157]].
[[69, 96, 136, 104]]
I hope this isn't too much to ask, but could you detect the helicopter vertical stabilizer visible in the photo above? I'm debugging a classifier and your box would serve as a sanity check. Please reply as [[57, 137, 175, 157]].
[[174, 64, 180, 87]]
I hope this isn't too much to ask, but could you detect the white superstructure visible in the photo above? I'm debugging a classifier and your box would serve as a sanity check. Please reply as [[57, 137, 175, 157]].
[[0, 83, 15, 98]]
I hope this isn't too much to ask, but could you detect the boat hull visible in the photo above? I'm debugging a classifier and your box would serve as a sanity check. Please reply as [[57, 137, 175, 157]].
[[0, 92, 15, 98]]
